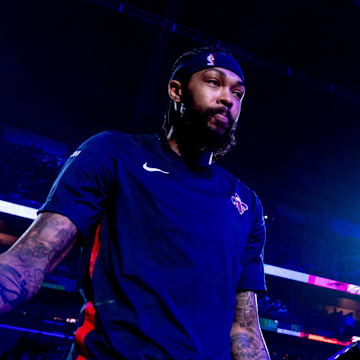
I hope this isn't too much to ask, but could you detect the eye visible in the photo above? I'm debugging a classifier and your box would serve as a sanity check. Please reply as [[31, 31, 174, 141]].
[[207, 78, 220, 86], [233, 90, 244, 100]]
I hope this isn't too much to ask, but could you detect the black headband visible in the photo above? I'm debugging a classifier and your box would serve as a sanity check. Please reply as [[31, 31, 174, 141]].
[[170, 51, 245, 84]]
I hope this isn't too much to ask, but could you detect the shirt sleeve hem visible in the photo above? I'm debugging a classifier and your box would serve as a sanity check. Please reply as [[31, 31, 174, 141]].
[[37, 204, 89, 242]]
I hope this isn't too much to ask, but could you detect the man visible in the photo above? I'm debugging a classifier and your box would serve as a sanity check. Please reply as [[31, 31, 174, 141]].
[[0, 47, 270, 359]]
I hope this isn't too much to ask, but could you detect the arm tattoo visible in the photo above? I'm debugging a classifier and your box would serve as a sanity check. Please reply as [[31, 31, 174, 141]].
[[0, 264, 28, 308], [10, 213, 77, 272], [234, 291, 257, 327], [231, 292, 270, 360], [0, 212, 77, 314]]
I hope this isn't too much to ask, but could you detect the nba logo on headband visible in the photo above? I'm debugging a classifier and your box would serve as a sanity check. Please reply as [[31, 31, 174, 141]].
[[170, 50, 245, 84], [206, 53, 215, 66]]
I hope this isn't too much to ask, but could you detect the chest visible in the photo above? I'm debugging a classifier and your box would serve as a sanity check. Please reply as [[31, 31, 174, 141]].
[[113, 149, 253, 251]]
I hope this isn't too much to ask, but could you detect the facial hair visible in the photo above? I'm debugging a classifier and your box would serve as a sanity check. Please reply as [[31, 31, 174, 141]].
[[170, 100, 237, 161]]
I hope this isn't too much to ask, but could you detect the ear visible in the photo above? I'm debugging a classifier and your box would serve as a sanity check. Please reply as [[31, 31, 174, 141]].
[[168, 80, 183, 104]]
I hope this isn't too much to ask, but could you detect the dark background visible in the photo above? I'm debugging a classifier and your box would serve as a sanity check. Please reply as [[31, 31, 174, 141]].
[[1, 0, 359, 220], [0, 1, 360, 358]]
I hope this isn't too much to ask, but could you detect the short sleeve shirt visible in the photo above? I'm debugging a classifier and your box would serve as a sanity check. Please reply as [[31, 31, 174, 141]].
[[38, 131, 266, 360]]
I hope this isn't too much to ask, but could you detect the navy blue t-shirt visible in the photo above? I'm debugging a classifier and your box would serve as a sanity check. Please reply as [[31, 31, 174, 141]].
[[38, 131, 266, 360]]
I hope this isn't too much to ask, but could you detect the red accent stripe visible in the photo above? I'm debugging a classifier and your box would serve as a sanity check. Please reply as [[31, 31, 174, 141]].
[[74, 224, 102, 358], [89, 223, 101, 279], [74, 302, 96, 358]]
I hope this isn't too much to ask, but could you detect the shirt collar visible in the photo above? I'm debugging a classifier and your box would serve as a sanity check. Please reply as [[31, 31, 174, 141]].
[[157, 133, 214, 169], [197, 151, 213, 167]]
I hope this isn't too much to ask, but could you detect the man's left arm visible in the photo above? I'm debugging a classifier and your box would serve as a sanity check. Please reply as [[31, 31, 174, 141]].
[[230, 291, 270, 360]]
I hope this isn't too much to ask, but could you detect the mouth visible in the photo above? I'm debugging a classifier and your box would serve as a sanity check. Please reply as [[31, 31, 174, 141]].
[[214, 113, 229, 125], [208, 114, 229, 134], [206, 107, 233, 134]]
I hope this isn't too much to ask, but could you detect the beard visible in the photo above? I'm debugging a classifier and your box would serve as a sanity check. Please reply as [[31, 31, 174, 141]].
[[169, 101, 237, 161]]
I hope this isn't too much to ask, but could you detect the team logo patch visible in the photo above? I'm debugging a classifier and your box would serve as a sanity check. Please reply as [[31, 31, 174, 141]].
[[231, 193, 248, 215], [207, 53, 215, 66]]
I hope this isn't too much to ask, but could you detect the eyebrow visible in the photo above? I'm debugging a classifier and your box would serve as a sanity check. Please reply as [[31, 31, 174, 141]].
[[203, 68, 245, 88]]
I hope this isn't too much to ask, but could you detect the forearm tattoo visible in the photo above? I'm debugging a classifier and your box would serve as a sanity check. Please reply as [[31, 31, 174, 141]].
[[0, 264, 28, 308], [0, 213, 77, 313], [231, 292, 270, 360]]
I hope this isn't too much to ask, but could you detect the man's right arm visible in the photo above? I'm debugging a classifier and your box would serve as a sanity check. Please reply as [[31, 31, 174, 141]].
[[0, 212, 77, 314]]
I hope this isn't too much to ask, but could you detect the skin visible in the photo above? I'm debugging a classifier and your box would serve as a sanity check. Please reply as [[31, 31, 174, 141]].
[[168, 67, 245, 155], [0, 212, 77, 314], [230, 292, 270, 359], [169, 68, 270, 359]]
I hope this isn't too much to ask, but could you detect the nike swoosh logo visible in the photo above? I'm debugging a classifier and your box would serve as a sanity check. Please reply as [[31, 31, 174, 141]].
[[143, 162, 170, 174]]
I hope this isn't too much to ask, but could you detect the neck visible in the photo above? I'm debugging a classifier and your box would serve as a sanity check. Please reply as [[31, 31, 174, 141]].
[[167, 136, 182, 157], [167, 134, 213, 166], [167, 135, 208, 158]]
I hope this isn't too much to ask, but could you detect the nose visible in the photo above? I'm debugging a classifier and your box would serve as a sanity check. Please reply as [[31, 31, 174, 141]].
[[218, 88, 233, 109]]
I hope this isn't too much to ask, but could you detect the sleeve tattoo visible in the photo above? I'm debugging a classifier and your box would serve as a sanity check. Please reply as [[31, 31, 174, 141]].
[[230, 291, 270, 360], [0, 212, 77, 314]]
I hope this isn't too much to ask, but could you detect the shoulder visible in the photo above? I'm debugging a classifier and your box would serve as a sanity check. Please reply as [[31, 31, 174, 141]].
[[82, 131, 156, 147], [74, 131, 157, 154], [78, 130, 127, 148]]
